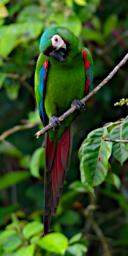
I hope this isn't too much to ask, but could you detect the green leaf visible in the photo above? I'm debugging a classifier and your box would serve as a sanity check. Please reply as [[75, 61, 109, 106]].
[[16, 244, 36, 256], [17, 5, 44, 23], [0, 72, 6, 88], [110, 118, 128, 165], [3, 234, 22, 252], [0, 22, 43, 57], [67, 243, 87, 256], [0, 205, 18, 226], [57, 190, 78, 215], [48, 13, 81, 36], [74, 0, 87, 6], [5, 82, 20, 100], [38, 232, 68, 255], [22, 221, 43, 239], [65, 0, 73, 7], [30, 234, 41, 244], [69, 181, 88, 193], [0, 25, 19, 57], [0, 230, 16, 245], [92, 16, 101, 30], [0, 4, 8, 18], [79, 127, 112, 187], [82, 28, 104, 45], [0, 171, 31, 190], [101, 188, 128, 210], [104, 15, 118, 37], [106, 172, 121, 189], [60, 210, 81, 226], [63, 14, 82, 36], [122, 116, 128, 151], [30, 147, 45, 178], [0, 141, 22, 158], [27, 110, 40, 125], [69, 233, 82, 245], [0, 0, 10, 4]]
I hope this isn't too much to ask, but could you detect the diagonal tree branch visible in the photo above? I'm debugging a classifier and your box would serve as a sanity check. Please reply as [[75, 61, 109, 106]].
[[103, 138, 128, 143], [0, 122, 38, 141], [35, 53, 128, 139]]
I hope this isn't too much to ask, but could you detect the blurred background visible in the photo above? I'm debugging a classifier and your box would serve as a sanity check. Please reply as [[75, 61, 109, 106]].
[[0, 0, 128, 255]]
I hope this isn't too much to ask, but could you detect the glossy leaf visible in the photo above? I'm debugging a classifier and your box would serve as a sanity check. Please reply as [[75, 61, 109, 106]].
[[0, 230, 16, 245], [0, 205, 18, 226], [0, 141, 23, 158], [69, 181, 88, 193], [0, 171, 30, 190], [74, 0, 87, 6], [106, 172, 121, 189], [16, 244, 36, 256], [17, 5, 44, 23], [0, 22, 43, 57], [0, 73, 6, 88], [79, 127, 112, 187], [69, 233, 82, 244], [22, 221, 43, 239], [0, 4, 8, 18], [67, 243, 87, 256], [122, 116, 128, 151], [14, 244, 35, 256], [38, 232, 68, 255], [5, 82, 20, 100], [3, 234, 22, 252], [104, 15, 118, 37], [30, 147, 45, 178], [82, 28, 104, 45], [59, 210, 81, 226], [0, 0, 10, 4], [110, 118, 128, 165], [48, 13, 81, 36]]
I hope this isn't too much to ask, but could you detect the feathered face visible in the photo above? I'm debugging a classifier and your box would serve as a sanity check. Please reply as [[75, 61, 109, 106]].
[[39, 27, 80, 63], [44, 34, 68, 62]]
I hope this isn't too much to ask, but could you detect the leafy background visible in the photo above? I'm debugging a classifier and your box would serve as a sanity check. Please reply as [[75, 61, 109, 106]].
[[0, 0, 128, 255]]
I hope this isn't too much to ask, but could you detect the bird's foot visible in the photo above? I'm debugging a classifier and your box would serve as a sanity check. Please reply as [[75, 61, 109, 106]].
[[71, 99, 85, 111], [49, 116, 60, 130]]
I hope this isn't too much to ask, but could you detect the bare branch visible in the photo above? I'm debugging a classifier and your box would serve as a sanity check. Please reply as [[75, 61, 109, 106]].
[[0, 122, 38, 141], [35, 53, 128, 139], [88, 216, 111, 256], [103, 138, 128, 143]]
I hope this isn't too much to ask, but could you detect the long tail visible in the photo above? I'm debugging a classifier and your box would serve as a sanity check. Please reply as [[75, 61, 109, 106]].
[[43, 128, 71, 235]]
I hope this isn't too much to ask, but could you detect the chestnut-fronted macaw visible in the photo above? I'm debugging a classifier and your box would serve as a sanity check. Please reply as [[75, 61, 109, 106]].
[[35, 26, 93, 234]]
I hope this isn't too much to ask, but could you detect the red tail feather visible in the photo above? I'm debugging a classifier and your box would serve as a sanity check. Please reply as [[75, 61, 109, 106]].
[[44, 128, 70, 234]]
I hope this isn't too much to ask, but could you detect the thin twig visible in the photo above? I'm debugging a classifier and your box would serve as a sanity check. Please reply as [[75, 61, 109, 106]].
[[0, 122, 38, 141], [103, 138, 128, 143], [84, 195, 111, 256], [35, 53, 128, 138], [89, 216, 111, 256]]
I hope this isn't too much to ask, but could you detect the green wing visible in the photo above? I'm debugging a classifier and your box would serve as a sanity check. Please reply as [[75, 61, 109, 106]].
[[34, 53, 49, 125]]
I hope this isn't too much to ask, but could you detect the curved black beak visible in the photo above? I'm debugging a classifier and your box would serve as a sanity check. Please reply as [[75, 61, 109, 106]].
[[44, 47, 67, 62]]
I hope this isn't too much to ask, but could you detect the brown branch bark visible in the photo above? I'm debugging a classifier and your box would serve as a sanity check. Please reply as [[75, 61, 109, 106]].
[[0, 123, 38, 141], [103, 138, 128, 143], [88, 216, 111, 256], [34, 52, 128, 138]]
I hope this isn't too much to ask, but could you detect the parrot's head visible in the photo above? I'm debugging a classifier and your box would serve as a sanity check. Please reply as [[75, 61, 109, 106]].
[[39, 26, 81, 63]]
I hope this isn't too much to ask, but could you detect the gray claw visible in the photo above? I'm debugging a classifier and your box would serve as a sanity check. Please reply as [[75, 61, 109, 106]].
[[71, 99, 85, 110], [49, 116, 60, 130]]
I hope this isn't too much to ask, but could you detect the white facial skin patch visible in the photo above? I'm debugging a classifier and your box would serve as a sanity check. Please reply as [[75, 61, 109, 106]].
[[51, 34, 66, 50]]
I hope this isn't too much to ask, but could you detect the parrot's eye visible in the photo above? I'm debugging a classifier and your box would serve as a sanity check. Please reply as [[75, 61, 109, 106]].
[[54, 37, 58, 42], [51, 34, 66, 49]]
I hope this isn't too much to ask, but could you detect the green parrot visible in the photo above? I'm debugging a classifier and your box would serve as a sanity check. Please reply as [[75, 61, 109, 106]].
[[35, 26, 93, 234]]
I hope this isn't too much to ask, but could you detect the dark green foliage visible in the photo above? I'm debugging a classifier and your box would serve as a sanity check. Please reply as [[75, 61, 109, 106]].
[[0, 0, 128, 255]]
